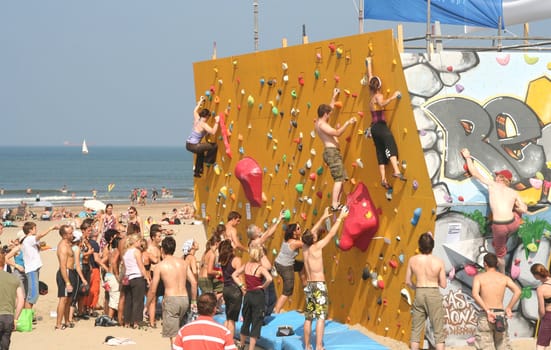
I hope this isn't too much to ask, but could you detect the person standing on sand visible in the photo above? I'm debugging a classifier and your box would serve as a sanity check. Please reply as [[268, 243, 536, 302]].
[[147, 236, 197, 347], [472, 252, 521, 350], [55, 224, 78, 330], [0, 251, 24, 349], [225, 211, 247, 253], [530, 263, 551, 350], [315, 89, 356, 212], [405, 232, 447, 350], [146, 224, 163, 327], [302, 207, 348, 350], [461, 148, 527, 272], [186, 96, 220, 178], [172, 292, 236, 350], [20, 222, 58, 311]]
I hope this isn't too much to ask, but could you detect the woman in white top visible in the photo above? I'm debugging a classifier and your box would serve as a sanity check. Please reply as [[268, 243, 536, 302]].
[[122, 234, 151, 328]]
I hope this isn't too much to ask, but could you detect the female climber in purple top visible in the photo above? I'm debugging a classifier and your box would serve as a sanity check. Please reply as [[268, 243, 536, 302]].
[[366, 57, 406, 190], [186, 96, 220, 178]]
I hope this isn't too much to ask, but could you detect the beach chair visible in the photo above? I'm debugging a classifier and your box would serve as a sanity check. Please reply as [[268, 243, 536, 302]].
[[14, 204, 28, 221]]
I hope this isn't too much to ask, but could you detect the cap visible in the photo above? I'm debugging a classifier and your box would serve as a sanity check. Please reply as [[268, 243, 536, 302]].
[[495, 169, 513, 181], [182, 239, 194, 255], [16, 230, 25, 242], [72, 230, 83, 242]]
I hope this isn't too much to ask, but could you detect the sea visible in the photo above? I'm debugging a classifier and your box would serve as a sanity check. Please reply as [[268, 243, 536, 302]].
[[0, 146, 194, 209]]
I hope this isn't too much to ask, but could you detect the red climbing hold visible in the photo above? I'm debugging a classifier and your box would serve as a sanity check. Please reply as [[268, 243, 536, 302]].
[[235, 157, 263, 207]]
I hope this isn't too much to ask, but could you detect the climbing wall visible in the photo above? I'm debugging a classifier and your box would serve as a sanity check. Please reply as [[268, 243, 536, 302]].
[[192, 30, 436, 342]]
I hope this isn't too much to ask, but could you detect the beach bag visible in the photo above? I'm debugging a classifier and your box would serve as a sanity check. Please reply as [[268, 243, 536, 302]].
[[16, 308, 33, 332], [276, 325, 295, 337]]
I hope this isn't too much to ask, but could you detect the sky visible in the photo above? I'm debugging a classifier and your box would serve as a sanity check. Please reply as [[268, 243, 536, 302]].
[[1, 1, 550, 146]]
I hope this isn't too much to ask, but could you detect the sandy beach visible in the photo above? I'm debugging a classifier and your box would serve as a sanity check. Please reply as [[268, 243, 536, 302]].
[[2, 201, 535, 350]]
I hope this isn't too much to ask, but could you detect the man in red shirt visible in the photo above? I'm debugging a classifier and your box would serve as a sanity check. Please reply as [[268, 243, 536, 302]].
[[172, 293, 236, 350]]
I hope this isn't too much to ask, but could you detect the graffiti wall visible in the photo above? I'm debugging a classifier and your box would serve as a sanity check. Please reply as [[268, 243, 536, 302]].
[[405, 50, 551, 346]]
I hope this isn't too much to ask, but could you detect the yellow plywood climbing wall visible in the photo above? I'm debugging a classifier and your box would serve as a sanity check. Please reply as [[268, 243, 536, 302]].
[[192, 29, 436, 342]]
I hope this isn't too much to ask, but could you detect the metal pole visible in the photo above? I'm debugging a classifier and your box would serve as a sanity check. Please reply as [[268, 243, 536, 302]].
[[426, 0, 431, 60], [253, 1, 259, 52], [359, 0, 364, 33]]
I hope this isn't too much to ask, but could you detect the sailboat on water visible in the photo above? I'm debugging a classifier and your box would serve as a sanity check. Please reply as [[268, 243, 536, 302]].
[[82, 139, 89, 154]]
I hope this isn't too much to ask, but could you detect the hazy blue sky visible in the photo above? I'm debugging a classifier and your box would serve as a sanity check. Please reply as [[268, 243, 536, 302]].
[[1, 1, 549, 146]]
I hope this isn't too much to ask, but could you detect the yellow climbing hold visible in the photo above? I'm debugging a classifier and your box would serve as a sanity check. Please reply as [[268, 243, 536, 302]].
[[365, 211, 372, 219], [214, 164, 221, 175], [524, 54, 539, 65]]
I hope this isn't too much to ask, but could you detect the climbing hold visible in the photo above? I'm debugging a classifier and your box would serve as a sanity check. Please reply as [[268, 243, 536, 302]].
[[362, 267, 370, 280], [295, 183, 304, 194], [355, 158, 364, 168], [334, 75, 340, 83], [328, 43, 336, 52], [309, 173, 317, 181], [300, 212, 307, 221], [291, 90, 297, 98], [357, 111, 364, 118], [377, 276, 385, 289], [410, 208, 422, 225], [283, 74, 289, 82], [239, 147, 245, 155], [333, 101, 343, 109], [336, 47, 343, 58], [524, 54, 539, 65], [316, 52, 322, 61], [448, 266, 455, 280], [235, 157, 263, 207], [464, 264, 478, 276], [260, 78, 265, 86], [305, 159, 312, 169], [298, 168, 306, 176], [290, 120, 298, 128], [314, 70, 320, 79], [310, 149, 317, 156], [247, 95, 254, 107], [281, 62, 288, 71], [291, 108, 299, 117], [297, 144, 303, 152], [306, 197, 313, 205], [214, 164, 221, 175], [272, 106, 279, 116], [316, 166, 324, 175], [267, 79, 276, 87], [298, 75, 305, 86], [398, 252, 405, 264], [388, 258, 398, 269], [412, 180, 419, 190], [343, 89, 350, 96], [400, 288, 412, 305]]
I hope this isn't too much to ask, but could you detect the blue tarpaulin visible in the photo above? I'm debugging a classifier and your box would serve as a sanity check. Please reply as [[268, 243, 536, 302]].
[[364, 0, 503, 28]]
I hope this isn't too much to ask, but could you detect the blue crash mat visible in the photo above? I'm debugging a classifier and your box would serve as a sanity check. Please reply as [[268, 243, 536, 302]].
[[215, 311, 388, 350]]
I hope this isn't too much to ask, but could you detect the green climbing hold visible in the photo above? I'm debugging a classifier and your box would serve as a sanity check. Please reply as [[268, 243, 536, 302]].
[[272, 106, 279, 116], [295, 183, 304, 193], [316, 166, 324, 175]]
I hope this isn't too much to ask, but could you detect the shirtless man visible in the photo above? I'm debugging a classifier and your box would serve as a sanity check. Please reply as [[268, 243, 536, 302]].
[[461, 148, 528, 272], [225, 211, 247, 253], [302, 207, 348, 350], [55, 224, 78, 330], [146, 224, 163, 327], [405, 232, 447, 350], [315, 89, 356, 211], [100, 229, 121, 325], [472, 253, 521, 350], [147, 236, 197, 348]]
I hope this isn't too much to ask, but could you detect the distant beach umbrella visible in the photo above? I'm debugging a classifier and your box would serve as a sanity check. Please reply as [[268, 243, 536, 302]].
[[84, 199, 106, 211]]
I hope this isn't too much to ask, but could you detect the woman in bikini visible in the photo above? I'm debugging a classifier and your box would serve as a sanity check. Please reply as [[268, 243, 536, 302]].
[[366, 57, 406, 189], [126, 206, 141, 235]]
